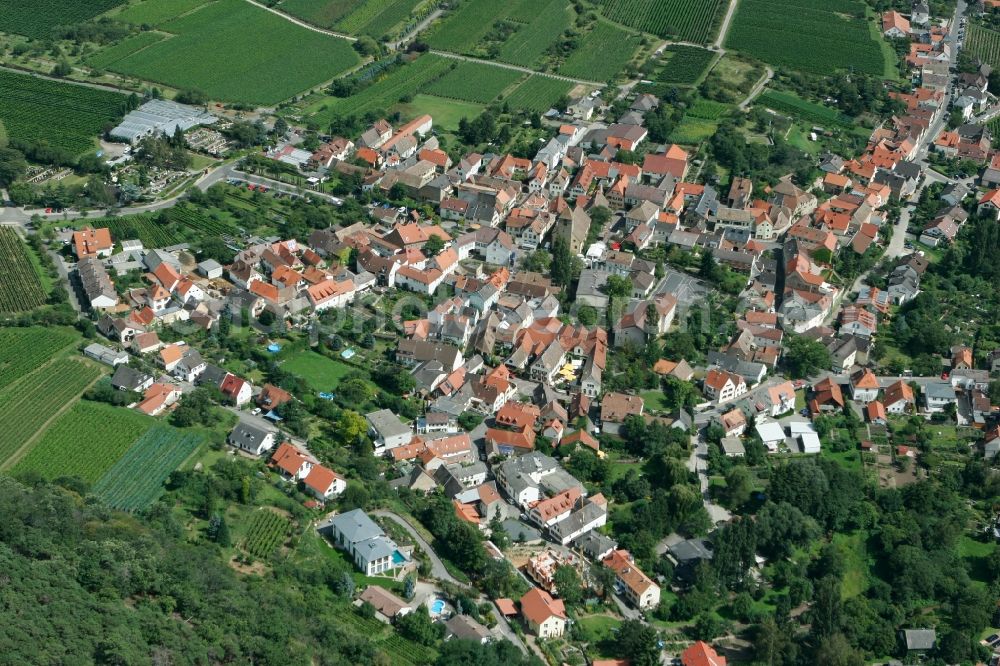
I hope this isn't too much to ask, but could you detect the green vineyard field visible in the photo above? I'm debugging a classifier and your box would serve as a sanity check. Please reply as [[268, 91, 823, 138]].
[[13, 400, 152, 483], [0, 328, 78, 390], [0, 229, 47, 313], [94, 425, 204, 511], [0, 359, 102, 467], [0, 69, 129, 157], [242, 509, 291, 559]]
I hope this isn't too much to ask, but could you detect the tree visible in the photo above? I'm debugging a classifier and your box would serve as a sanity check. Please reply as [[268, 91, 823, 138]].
[[397, 608, 443, 646], [723, 466, 753, 508], [615, 620, 661, 666], [353, 36, 380, 57], [606, 274, 632, 298], [699, 251, 720, 282], [552, 565, 583, 605], [814, 633, 863, 666], [175, 89, 208, 105], [424, 234, 445, 257], [551, 235, 573, 287], [783, 335, 832, 379], [810, 576, 843, 638], [51, 60, 72, 77], [0, 147, 27, 187]]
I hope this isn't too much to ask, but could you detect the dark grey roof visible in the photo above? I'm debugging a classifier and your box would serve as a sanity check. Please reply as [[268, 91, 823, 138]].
[[572, 531, 617, 559], [669, 538, 714, 563], [229, 422, 273, 448], [329, 508, 384, 545], [110, 365, 150, 391]]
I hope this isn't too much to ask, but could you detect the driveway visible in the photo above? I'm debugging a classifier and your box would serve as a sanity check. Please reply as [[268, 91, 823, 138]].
[[372, 510, 459, 585]]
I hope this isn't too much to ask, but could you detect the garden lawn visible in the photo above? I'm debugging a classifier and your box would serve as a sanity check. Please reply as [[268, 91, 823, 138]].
[[831, 532, 869, 599], [640, 390, 671, 412], [282, 350, 358, 392], [576, 614, 621, 655], [99, 0, 360, 104], [13, 400, 153, 483], [393, 94, 484, 132]]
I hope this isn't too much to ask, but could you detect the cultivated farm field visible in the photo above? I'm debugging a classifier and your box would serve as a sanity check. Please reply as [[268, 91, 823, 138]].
[[559, 22, 642, 81], [278, 0, 362, 28], [504, 76, 574, 113], [336, 0, 422, 38], [0, 359, 102, 468], [424, 0, 509, 53], [94, 213, 184, 249], [115, 0, 209, 26], [13, 400, 153, 483], [657, 45, 717, 86], [726, 0, 885, 76], [496, 0, 572, 67], [311, 54, 453, 124], [94, 425, 204, 511], [758, 90, 852, 128], [602, 0, 725, 44], [86, 32, 169, 70], [0, 0, 122, 39], [0, 229, 47, 313], [0, 328, 78, 390], [423, 62, 524, 104], [241, 509, 292, 559], [97, 0, 360, 104], [0, 70, 129, 157], [965, 23, 1000, 71]]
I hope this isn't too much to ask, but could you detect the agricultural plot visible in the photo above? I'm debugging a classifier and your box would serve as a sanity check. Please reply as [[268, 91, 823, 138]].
[[0, 328, 77, 390], [94, 426, 204, 511], [504, 76, 574, 113], [99, 0, 360, 105], [167, 203, 240, 236], [602, 0, 725, 44], [687, 98, 731, 120], [241, 509, 291, 559], [657, 45, 716, 86], [0, 359, 102, 467], [726, 0, 885, 76], [0, 0, 122, 39], [86, 32, 167, 70], [496, 0, 572, 67], [278, 0, 362, 28], [115, 0, 209, 26], [0, 229, 47, 313], [91, 213, 183, 249], [559, 22, 642, 81], [336, 0, 422, 38], [671, 116, 720, 144], [423, 62, 524, 104], [377, 634, 438, 666], [758, 90, 852, 128], [966, 23, 1000, 71], [425, 0, 509, 53], [311, 55, 452, 124], [0, 69, 129, 157], [13, 400, 152, 483]]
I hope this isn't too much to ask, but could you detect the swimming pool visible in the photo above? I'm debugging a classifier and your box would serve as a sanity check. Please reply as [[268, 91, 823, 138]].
[[430, 599, 446, 615], [392, 550, 406, 565]]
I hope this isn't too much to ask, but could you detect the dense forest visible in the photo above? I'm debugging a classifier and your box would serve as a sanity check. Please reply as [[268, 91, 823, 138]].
[[0, 474, 536, 665]]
